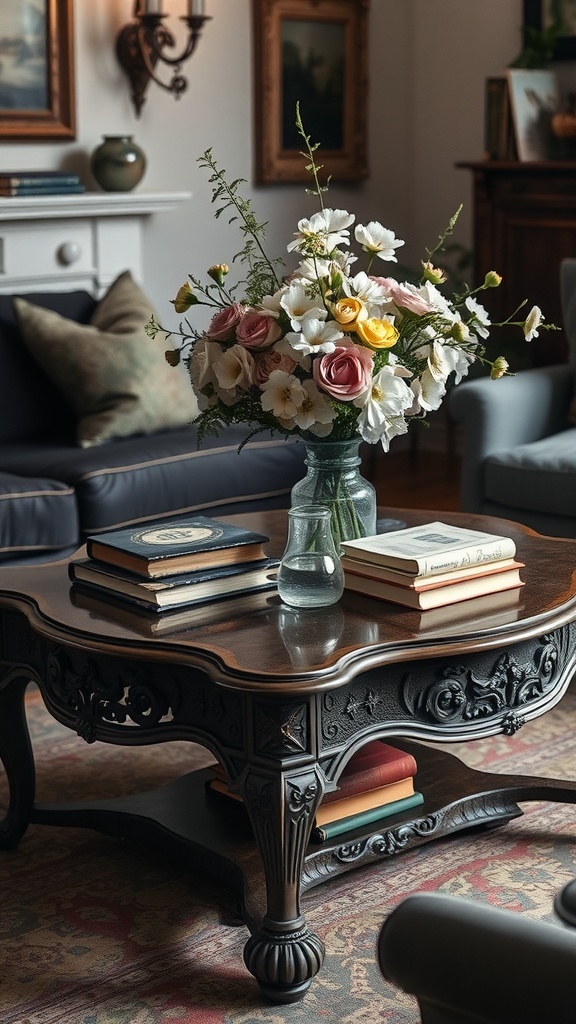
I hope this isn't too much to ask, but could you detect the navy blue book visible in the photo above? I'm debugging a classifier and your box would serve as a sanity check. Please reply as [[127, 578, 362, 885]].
[[0, 171, 81, 185], [0, 183, 86, 196], [69, 555, 279, 609], [85, 516, 271, 578]]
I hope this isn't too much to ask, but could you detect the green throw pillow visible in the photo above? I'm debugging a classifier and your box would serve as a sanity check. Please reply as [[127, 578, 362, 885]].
[[14, 271, 198, 448]]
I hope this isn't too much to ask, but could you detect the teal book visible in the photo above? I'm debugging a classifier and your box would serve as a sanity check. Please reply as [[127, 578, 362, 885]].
[[86, 516, 271, 578], [0, 170, 81, 185], [0, 183, 86, 196], [310, 791, 425, 843]]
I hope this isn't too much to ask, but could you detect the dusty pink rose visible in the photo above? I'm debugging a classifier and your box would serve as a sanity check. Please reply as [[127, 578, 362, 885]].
[[236, 311, 282, 350], [372, 277, 436, 315], [207, 303, 245, 342], [313, 345, 373, 400], [254, 348, 297, 386]]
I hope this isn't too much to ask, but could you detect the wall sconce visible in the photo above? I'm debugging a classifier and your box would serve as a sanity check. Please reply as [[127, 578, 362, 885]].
[[116, 1, 211, 117]]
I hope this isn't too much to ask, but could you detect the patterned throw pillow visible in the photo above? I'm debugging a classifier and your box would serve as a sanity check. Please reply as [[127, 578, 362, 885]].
[[14, 271, 198, 448]]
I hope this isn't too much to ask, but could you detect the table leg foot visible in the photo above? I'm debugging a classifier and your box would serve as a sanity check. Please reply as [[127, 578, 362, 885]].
[[243, 916, 325, 1003]]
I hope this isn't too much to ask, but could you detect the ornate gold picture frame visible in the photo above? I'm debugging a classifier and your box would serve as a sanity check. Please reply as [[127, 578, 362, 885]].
[[0, 0, 76, 140], [253, 0, 369, 184]]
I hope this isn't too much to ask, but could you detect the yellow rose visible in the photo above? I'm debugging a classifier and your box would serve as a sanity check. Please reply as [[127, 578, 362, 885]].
[[332, 297, 368, 331], [355, 318, 399, 349]]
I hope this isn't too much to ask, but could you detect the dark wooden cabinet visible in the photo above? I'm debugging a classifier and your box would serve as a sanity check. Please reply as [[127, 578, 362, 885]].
[[458, 161, 576, 367]]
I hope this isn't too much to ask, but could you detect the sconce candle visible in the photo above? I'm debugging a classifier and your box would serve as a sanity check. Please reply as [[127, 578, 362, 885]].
[[188, 0, 205, 13], [143, 0, 163, 12]]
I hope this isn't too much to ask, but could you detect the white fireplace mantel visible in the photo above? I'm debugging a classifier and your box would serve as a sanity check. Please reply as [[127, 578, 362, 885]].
[[0, 190, 191, 296]]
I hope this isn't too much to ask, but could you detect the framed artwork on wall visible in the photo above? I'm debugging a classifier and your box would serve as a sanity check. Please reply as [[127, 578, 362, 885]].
[[252, 0, 369, 184], [523, 0, 576, 60], [0, 0, 76, 140]]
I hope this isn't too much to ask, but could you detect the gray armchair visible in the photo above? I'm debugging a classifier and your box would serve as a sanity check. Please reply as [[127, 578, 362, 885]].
[[449, 258, 576, 538]]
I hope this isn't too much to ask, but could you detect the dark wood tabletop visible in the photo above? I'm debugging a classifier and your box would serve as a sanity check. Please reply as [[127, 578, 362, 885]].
[[0, 507, 575, 694]]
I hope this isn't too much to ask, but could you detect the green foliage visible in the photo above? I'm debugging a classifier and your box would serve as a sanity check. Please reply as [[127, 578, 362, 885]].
[[509, 22, 561, 69]]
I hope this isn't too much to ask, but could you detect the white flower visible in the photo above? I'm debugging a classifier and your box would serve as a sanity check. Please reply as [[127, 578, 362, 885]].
[[465, 295, 491, 339], [353, 364, 414, 451], [524, 305, 543, 341], [213, 344, 254, 405], [259, 370, 335, 435], [427, 339, 473, 387], [354, 221, 405, 262], [411, 368, 446, 413], [284, 318, 345, 357], [280, 281, 326, 330], [343, 271, 389, 307], [287, 208, 355, 257]]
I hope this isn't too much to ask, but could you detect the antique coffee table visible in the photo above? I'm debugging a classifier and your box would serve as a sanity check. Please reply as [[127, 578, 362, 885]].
[[1, 508, 576, 1003]]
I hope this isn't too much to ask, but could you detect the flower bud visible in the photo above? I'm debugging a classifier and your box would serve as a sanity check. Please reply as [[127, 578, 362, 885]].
[[421, 261, 447, 285], [484, 271, 502, 289], [490, 356, 509, 379], [171, 282, 199, 314], [451, 320, 470, 342], [208, 263, 229, 285]]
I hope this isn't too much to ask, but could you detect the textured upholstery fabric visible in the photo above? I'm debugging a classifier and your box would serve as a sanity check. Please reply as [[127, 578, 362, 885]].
[[0, 290, 95, 443], [485, 428, 576, 517], [0, 427, 305, 536], [0, 472, 79, 559], [14, 272, 198, 448], [449, 257, 576, 538]]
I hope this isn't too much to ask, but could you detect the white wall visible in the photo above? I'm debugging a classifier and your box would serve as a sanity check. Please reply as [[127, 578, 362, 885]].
[[0, 0, 526, 321]]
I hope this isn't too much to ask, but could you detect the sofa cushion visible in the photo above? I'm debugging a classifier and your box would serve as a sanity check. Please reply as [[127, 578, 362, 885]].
[[0, 426, 305, 535], [14, 272, 198, 449], [0, 290, 96, 444], [485, 427, 576, 518], [0, 472, 79, 560]]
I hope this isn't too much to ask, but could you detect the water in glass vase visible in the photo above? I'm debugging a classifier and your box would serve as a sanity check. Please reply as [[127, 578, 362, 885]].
[[277, 506, 344, 609]]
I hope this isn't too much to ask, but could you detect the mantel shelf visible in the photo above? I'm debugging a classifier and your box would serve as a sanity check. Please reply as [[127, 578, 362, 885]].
[[0, 190, 191, 222]]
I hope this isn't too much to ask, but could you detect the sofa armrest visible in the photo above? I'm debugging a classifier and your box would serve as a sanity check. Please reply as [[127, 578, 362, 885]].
[[378, 893, 576, 1024], [449, 364, 575, 513]]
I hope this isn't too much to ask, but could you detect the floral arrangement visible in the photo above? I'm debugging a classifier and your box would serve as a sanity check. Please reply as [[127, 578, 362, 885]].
[[148, 110, 553, 462]]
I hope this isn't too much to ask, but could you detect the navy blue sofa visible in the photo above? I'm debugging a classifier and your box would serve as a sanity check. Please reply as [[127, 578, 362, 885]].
[[0, 290, 305, 564]]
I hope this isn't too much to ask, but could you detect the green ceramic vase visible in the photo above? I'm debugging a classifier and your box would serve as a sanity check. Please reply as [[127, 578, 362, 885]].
[[90, 135, 146, 192]]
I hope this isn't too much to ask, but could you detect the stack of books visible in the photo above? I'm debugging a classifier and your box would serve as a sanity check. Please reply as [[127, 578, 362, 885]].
[[68, 515, 279, 616], [207, 740, 423, 844], [341, 521, 525, 610], [0, 170, 86, 197]]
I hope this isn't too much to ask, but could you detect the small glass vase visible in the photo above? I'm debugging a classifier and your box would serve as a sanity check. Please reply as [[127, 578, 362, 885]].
[[277, 505, 344, 609], [290, 439, 377, 546]]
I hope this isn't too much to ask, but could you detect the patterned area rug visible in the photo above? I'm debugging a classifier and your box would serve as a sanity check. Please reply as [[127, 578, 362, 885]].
[[1, 684, 576, 1024]]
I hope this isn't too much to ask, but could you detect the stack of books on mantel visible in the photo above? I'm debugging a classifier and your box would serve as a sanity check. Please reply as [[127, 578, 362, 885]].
[[207, 740, 423, 844], [68, 515, 279, 617], [340, 521, 525, 610], [0, 170, 86, 197]]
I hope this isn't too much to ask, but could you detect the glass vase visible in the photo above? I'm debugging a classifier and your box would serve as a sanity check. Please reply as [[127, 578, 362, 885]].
[[290, 439, 377, 546], [277, 505, 344, 609]]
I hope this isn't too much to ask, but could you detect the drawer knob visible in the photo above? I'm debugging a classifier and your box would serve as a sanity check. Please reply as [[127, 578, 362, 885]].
[[57, 241, 82, 265]]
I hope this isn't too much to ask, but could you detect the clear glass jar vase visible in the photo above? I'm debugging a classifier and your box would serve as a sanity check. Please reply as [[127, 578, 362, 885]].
[[290, 439, 377, 546], [277, 505, 344, 609]]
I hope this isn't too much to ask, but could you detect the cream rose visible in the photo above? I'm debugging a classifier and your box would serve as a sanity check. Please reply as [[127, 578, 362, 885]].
[[332, 297, 368, 331]]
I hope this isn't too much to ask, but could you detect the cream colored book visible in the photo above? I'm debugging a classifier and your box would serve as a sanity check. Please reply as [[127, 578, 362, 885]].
[[340, 521, 517, 577], [344, 564, 524, 610], [340, 554, 520, 589]]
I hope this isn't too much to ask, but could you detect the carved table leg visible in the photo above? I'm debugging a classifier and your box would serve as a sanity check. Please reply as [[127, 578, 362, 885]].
[[241, 765, 325, 1003], [0, 669, 36, 849]]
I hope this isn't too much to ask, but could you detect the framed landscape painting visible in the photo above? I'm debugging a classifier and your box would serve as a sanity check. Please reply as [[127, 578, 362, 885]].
[[252, 0, 369, 184], [0, 0, 76, 140], [524, 0, 576, 59]]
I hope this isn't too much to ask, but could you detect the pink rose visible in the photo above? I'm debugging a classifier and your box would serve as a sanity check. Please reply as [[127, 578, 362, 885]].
[[236, 311, 282, 350], [372, 277, 436, 315], [207, 303, 245, 342], [313, 345, 373, 400], [254, 348, 297, 386]]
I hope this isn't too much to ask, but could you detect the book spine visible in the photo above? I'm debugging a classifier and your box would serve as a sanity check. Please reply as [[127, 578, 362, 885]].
[[311, 792, 424, 843], [0, 175, 81, 188], [0, 184, 86, 196], [325, 756, 417, 802], [417, 538, 516, 576], [315, 778, 415, 825]]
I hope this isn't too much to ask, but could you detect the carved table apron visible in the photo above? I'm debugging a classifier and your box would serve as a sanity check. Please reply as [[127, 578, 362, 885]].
[[1, 508, 576, 1004]]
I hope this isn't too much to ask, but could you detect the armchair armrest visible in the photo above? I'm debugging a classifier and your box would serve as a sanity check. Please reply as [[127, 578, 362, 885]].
[[378, 892, 576, 1024], [449, 364, 575, 512]]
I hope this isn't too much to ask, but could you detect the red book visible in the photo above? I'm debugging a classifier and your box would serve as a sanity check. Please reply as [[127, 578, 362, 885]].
[[323, 741, 417, 804]]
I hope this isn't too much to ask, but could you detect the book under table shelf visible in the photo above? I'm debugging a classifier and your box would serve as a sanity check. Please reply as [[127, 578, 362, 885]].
[[28, 741, 576, 934]]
